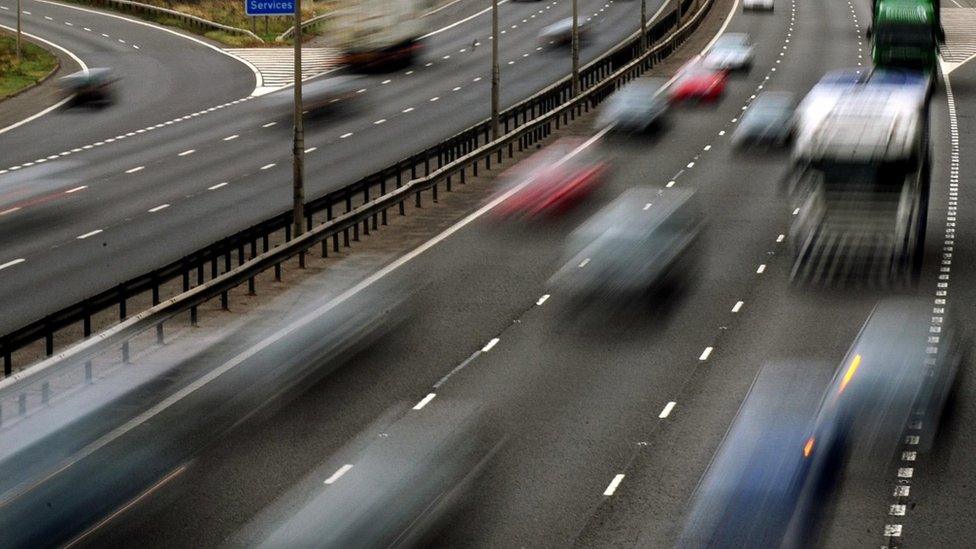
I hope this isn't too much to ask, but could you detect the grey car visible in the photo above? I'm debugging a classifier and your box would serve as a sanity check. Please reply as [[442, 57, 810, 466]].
[[732, 91, 796, 147], [596, 79, 669, 133], [549, 187, 702, 302]]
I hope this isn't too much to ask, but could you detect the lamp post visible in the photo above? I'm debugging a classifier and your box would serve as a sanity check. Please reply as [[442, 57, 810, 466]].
[[16, 0, 22, 60], [491, 0, 500, 139], [640, 0, 647, 52], [292, 0, 305, 238], [571, 0, 579, 96]]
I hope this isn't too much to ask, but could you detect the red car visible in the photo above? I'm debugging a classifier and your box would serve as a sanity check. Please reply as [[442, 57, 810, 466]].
[[668, 62, 728, 103], [493, 138, 609, 220]]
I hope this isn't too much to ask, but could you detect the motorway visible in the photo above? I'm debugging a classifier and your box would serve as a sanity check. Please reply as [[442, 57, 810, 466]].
[[0, 0, 656, 335], [0, 0, 974, 546]]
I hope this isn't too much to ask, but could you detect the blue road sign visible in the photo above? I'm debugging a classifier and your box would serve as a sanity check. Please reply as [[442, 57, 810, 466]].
[[245, 0, 293, 15]]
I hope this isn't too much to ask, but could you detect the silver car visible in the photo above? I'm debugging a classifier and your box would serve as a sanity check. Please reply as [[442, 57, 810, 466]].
[[731, 91, 796, 146], [703, 33, 755, 71]]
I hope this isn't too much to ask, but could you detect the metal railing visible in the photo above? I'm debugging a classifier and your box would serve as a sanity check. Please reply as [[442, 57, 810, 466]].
[[80, 0, 265, 42], [1, 0, 713, 382]]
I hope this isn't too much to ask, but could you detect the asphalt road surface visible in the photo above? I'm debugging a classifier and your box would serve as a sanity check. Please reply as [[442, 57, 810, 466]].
[[0, 0, 656, 334], [0, 0, 973, 546]]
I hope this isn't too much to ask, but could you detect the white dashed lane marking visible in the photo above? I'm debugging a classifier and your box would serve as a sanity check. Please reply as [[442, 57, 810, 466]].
[[323, 464, 353, 484]]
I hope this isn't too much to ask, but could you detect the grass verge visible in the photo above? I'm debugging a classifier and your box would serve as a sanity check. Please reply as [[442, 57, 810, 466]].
[[70, 0, 333, 46], [0, 33, 59, 99]]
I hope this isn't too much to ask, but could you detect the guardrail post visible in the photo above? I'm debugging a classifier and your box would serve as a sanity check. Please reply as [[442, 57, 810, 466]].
[[190, 306, 198, 326], [299, 250, 306, 268], [224, 249, 232, 273], [197, 262, 205, 285], [433, 182, 439, 203], [3, 346, 11, 377], [238, 244, 245, 267], [263, 234, 270, 253], [221, 290, 229, 310], [45, 330, 54, 357], [211, 256, 218, 280], [285, 223, 292, 242], [183, 262, 190, 292], [275, 263, 282, 281]]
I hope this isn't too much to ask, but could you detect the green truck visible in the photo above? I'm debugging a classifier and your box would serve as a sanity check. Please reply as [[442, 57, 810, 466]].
[[870, 0, 942, 70]]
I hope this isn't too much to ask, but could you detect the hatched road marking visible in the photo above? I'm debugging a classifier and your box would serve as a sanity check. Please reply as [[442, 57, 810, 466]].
[[941, 8, 976, 72], [225, 47, 340, 94]]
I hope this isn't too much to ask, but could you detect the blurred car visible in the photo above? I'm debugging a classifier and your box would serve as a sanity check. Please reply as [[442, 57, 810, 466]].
[[548, 187, 702, 301], [59, 68, 117, 105], [702, 33, 755, 72], [492, 138, 609, 220], [731, 91, 796, 147], [265, 75, 364, 114], [596, 79, 669, 132], [668, 62, 727, 103], [539, 17, 590, 46], [743, 0, 774, 10], [251, 401, 503, 548], [818, 298, 961, 460], [677, 361, 844, 548]]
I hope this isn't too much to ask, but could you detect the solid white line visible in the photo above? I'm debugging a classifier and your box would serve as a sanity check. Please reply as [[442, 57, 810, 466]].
[[537, 294, 550, 306], [0, 25, 86, 136], [148, 204, 169, 213], [731, 301, 743, 313], [0, 258, 26, 271], [482, 338, 500, 352], [699, 347, 713, 361], [65, 185, 88, 193], [77, 229, 103, 240], [413, 393, 437, 410], [603, 474, 625, 496], [32, 0, 263, 91], [208, 182, 228, 190], [125, 166, 144, 174], [178, 149, 195, 156], [324, 464, 353, 484], [659, 401, 677, 418], [420, 0, 509, 39], [260, 163, 276, 170], [701, 0, 741, 54], [25, 128, 613, 476]]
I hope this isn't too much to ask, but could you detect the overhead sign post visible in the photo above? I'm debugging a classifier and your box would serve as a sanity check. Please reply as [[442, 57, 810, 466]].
[[245, 0, 294, 15]]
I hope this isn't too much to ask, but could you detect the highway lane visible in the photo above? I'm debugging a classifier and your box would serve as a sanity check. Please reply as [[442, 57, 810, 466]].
[[0, 0, 657, 335], [89, 0, 965, 546], [44, 0, 888, 545], [0, 0, 963, 548], [0, 0, 255, 158], [891, 57, 975, 547]]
